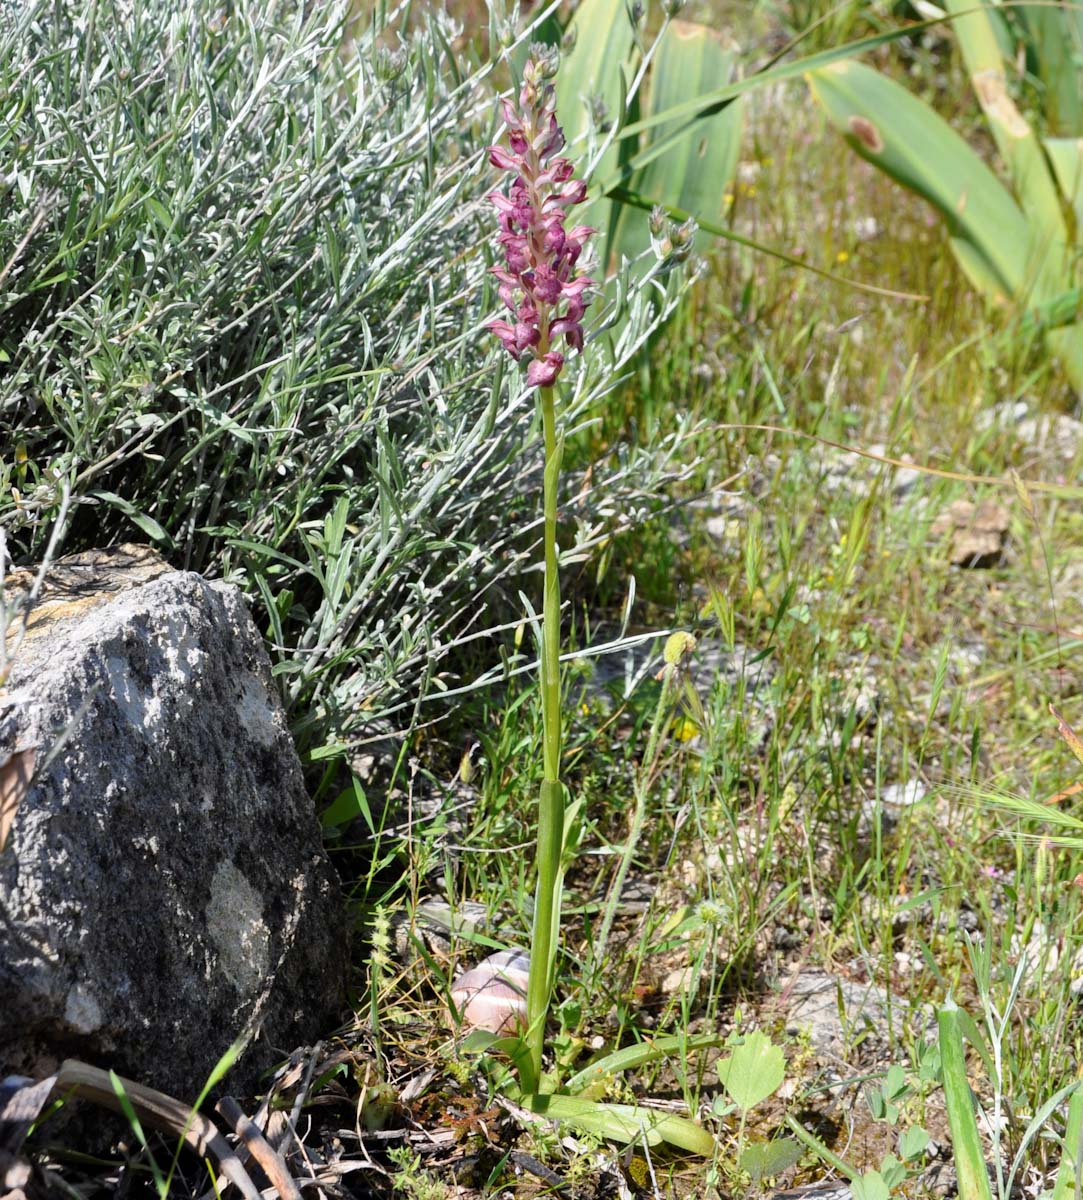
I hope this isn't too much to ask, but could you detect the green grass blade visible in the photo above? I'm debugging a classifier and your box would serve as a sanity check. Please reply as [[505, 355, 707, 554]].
[[938, 999, 994, 1200], [1051, 1087, 1083, 1200], [1006, 1081, 1081, 1200]]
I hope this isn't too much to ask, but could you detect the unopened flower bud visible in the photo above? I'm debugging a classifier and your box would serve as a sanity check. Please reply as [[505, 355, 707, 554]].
[[661, 0, 687, 15], [672, 216, 697, 247], [648, 205, 667, 237], [588, 93, 611, 134], [525, 42, 559, 82]]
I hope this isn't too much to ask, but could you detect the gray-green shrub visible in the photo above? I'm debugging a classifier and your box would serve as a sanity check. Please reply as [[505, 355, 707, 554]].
[[0, 0, 691, 752]]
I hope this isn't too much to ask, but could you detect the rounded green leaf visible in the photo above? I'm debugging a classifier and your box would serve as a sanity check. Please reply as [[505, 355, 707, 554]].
[[716, 1030, 785, 1114]]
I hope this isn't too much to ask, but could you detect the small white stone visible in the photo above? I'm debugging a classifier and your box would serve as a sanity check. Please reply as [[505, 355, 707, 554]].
[[65, 985, 103, 1034], [661, 967, 693, 995], [450, 949, 530, 1036], [880, 781, 926, 812]]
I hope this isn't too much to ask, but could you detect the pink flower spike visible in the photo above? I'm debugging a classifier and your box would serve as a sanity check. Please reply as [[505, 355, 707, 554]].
[[526, 351, 565, 387], [485, 55, 594, 388], [537, 116, 565, 159], [542, 225, 566, 256], [561, 295, 586, 323], [532, 267, 563, 303], [561, 276, 593, 296], [558, 179, 588, 204], [550, 318, 583, 353], [500, 98, 523, 131], [486, 319, 523, 361], [489, 145, 519, 170], [489, 191, 517, 215]]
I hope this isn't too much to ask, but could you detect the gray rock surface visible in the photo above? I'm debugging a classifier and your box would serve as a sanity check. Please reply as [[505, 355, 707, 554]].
[[0, 546, 346, 1101], [782, 970, 912, 1058]]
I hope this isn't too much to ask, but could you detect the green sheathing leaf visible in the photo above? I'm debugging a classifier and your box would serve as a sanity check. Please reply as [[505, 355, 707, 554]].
[[945, 0, 1068, 272], [807, 60, 1028, 304], [937, 1001, 995, 1200], [610, 19, 743, 266], [555, 0, 637, 256], [522, 1093, 716, 1154]]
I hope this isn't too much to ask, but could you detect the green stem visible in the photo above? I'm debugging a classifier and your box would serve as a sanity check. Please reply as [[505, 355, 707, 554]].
[[525, 381, 564, 1094]]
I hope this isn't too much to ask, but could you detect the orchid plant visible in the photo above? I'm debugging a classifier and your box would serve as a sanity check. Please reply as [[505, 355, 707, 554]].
[[446, 50, 720, 1156], [485, 47, 593, 1094]]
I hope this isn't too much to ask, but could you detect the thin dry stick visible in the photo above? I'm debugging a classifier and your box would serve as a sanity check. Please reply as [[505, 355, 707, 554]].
[[216, 1096, 303, 1200]]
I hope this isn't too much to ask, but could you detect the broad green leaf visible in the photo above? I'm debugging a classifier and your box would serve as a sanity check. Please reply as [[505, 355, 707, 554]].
[[945, 0, 1067, 265], [460, 1029, 499, 1053], [522, 1093, 716, 1155], [716, 1030, 785, 1114], [947, 236, 1018, 304], [808, 43, 1083, 392], [806, 59, 1028, 306], [610, 20, 744, 268], [1018, 5, 1083, 136], [882, 1063, 908, 1101], [878, 1153, 906, 1189], [87, 491, 171, 545], [320, 775, 373, 832], [740, 1137, 804, 1182], [598, 15, 955, 190], [555, 0, 637, 247], [899, 1124, 930, 1162]]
